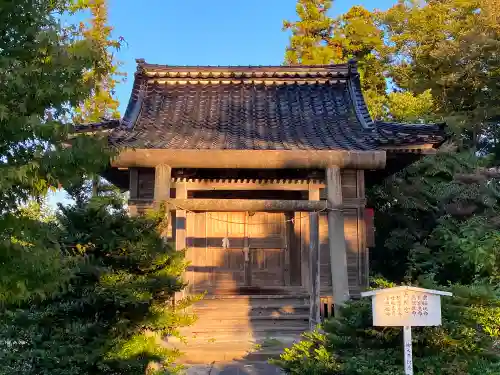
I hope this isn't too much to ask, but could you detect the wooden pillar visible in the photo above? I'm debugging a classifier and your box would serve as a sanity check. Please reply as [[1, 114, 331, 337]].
[[326, 167, 350, 315], [154, 164, 171, 237], [154, 164, 171, 206], [175, 182, 187, 251], [308, 188, 321, 329], [175, 182, 187, 303]]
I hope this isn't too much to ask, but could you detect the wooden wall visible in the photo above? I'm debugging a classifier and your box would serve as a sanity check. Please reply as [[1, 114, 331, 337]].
[[296, 170, 367, 297], [130, 168, 368, 297]]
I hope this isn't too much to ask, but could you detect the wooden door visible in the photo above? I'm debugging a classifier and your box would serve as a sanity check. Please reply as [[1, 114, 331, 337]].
[[248, 212, 286, 287], [186, 211, 288, 293], [186, 212, 247, 293]]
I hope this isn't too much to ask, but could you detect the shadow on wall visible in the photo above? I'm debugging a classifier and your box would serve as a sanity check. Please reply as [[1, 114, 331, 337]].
[[176, 205, 360, 371]]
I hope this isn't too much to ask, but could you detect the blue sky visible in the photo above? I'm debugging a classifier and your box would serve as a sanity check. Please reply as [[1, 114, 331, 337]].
[[49, 0, 395, 207]]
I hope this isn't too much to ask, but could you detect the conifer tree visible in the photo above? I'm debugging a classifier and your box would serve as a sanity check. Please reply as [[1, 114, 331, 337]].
[[1, 182, 196, 374], [283, 1, 434, 121], [283, 0, 340, 65], [73, 0, 123, 123]]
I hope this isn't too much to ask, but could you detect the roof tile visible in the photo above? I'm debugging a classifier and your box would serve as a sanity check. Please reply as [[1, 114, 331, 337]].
[[87, 62, 446, 152]]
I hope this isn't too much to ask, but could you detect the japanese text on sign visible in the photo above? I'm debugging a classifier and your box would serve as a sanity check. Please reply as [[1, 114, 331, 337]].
[[372, 290, 442, 326]]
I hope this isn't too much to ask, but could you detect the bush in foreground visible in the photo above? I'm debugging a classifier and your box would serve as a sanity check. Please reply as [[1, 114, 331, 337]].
[[273, 282, 500, 375], [0, 191, 196, 375]]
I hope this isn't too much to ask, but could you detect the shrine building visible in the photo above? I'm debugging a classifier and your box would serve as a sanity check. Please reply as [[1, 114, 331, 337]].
[[82, 59, 446, 362]]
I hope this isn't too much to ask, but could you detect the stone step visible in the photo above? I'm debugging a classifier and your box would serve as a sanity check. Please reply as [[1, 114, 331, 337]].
[[170, 339, 295, 365], [167, 331, 303, 344], [177, 348, 283, 365], [184, 361, 284, 375]]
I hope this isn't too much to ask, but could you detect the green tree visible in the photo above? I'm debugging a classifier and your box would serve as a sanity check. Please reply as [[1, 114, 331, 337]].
[[73, 0, 123, 123], [385, 89, 435, 123], [331, 6, 387, 119], [283, 1, 438, 122], [0, 0, 116, 306], [0, 184, 196, 374], [370, 151, 500, 285], [382, 0, 500, 151], [283, 0, 339, 65]]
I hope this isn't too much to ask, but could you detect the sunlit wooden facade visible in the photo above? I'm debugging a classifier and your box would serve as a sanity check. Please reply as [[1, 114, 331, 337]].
[[84, 59, 446, 359]]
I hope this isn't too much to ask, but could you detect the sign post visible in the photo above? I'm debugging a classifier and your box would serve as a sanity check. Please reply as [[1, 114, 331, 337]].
[[361, 286, 452, 375], [403, 326, 413, 375]]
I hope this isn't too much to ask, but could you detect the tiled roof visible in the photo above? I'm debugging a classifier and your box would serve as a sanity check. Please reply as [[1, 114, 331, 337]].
[[101, 59, 446, 152]]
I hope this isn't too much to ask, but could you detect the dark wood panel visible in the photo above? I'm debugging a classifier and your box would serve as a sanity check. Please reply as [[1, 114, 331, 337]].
[[248, 213, 286, 287], [251, 248, 284, 287], [137, 168, 155, 199]]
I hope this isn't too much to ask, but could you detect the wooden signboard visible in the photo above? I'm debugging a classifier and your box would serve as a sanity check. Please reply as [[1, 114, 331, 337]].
[[361, 286, 453, 375]]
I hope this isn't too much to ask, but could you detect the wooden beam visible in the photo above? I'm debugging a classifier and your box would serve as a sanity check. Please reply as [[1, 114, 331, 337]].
[[326, 167, 350, 315], [309, 188, 321, 329], [112, 149, 387, 170], [163, 198, 331, 212], [176, 180, 325, 191]]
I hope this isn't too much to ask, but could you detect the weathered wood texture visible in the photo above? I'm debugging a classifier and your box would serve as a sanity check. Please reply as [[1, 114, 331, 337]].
[[129, 168, 139, 199], [309, 211, 320, 329], [165, 198, 331, 212], [137, 168, 155, 199], [184, 212, 289, 294], [136, 169, 364, 204], [318, 210, 362, 294], [131, 169, 369, 296], [112, 149, 387, 170], [173, 179, 325, 191], [154, 164, 171, 205], [308, 188, 321, 328], [326, 167, 350, 312], [175, 182, 187, 251], [357, 170, 369, 288]]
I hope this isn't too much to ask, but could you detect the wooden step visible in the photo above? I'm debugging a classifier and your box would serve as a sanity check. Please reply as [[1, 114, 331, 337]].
[[168, 337, 298, 364], [167, 332, 303, 344], [190, 314, 310, 324], [172, 293, 309, 365], [192, 308, 309, 320], [192, 295, 309, 307], [171, 328, 307, 343]]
